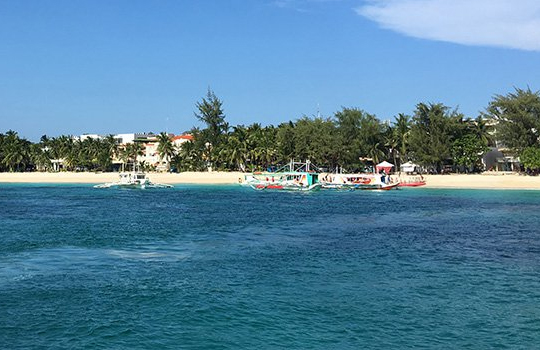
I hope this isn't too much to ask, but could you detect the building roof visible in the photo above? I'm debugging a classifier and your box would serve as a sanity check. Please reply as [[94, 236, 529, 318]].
[[172, 134, 194, 141]]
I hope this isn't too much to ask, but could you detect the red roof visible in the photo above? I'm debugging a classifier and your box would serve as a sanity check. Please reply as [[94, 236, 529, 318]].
[[172, 134, 194, 141]]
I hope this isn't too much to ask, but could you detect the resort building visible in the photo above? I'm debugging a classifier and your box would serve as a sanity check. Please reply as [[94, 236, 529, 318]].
[[172, 134, 194, 147], [73, 132, 194, 172], [482, 119, 521, 172]]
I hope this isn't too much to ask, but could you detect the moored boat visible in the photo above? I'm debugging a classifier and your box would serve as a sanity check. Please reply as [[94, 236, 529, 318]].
[[319, 172, 399, 190], [94, 171, 173, 189], [397, 175, 426, 187], [243, 160, 321, 191]]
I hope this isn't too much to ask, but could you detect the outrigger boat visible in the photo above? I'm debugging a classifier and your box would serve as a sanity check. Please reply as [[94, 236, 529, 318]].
[[319, 172, 399, 190], [243, 160, 321, 191], [94, 171, 173, 189], [397, 175, 426, 187]]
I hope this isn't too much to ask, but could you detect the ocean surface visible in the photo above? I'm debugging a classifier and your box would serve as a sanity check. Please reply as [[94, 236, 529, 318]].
[[0, 184, 539, 349]]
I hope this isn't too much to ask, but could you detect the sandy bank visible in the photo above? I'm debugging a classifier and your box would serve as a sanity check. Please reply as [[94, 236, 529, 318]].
[[422, 173, 540, 190], [0, 172, 245, 184], [1, 172, 540, 190]]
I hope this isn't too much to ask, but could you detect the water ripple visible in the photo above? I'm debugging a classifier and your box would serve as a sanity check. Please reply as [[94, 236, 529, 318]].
[[1, 185, 540, 348]]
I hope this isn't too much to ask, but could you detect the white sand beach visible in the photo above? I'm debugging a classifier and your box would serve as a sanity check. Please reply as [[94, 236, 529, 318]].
[[1, 171, 540, 189], [0, 171, 245, 185], [422, 173, 540, 190]]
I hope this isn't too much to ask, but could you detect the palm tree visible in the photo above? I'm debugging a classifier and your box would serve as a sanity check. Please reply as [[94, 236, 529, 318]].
[[227, 126, 249, 171], [175, 140, 204, 171], [49, 135, 75, 171], [219, 134, 244, 171], [1, 131, 31, 172], [469, 116, 493, 147], [393, 113, 411, 166], [384, 124, 399, 169], [30, 143, 52, 171], [102, 135, 119, 171], [120, 142, 144, 171], [367, 142, 385, 165], [156, 132, 175, 171]]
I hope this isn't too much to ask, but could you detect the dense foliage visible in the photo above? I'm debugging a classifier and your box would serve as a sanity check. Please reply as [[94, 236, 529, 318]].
[[3, 87, 540, 173], [520, 147, 540, 172], [484, 88, 540, 153]]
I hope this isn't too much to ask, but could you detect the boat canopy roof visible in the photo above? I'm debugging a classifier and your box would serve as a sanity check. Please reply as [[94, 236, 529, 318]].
[[271, 160, 322, 174], [376, 161, 394, 173]]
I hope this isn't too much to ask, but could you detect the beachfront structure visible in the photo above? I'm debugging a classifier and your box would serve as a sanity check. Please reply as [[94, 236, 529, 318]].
[[481, 119, 521, 172], [482, 148, 520, 172], [75, 132, 193, 171], [172, 134, 194, 147], [123, 133, 193, 171], [78, 134, 103, 142], [114, 133, 137, 144]]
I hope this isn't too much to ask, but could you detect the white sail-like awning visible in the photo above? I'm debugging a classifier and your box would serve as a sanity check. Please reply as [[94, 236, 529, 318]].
[[400, 161, 418, 173], [376, 161, 394, 173]]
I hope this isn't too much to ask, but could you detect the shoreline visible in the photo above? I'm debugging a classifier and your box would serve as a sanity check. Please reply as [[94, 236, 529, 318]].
[[422, 174, 540, 190], [0, 172, 540, 190], [0, 171, 245, 185]]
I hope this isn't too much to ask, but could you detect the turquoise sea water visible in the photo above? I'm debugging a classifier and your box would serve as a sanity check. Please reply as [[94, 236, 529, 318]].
[[1, 184, 539, 349]]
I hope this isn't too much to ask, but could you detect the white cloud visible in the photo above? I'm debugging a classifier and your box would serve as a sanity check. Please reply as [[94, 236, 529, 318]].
[[356, 0, 540, 51]]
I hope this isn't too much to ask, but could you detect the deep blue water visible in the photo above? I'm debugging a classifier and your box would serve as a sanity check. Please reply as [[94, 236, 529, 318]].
[[1, 184, 539, 349]]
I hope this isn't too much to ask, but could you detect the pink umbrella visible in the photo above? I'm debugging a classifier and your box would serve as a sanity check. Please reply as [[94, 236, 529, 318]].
[[376, 161, 394, 174]]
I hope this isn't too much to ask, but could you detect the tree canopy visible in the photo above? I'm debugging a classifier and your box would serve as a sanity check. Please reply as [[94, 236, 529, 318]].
[[2, 87, 537, 174], [484, 87, 540, 152]]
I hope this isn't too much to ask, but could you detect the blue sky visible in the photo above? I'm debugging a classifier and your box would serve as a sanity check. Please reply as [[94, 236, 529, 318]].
[[1, 0, 540, 141]]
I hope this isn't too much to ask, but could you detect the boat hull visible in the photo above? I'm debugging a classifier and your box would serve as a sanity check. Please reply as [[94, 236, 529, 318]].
[[322, 182, 400, 190], [245, 169, 321, 192], [398, 182, 426, 187], [355, 182, 400, 190], [94, 183, 173, 189], [94, 171, 173, 189], [250, 183, 321, 191]]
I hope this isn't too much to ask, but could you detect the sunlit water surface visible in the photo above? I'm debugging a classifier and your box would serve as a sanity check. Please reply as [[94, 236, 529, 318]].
[[1, 184, 539, 349]]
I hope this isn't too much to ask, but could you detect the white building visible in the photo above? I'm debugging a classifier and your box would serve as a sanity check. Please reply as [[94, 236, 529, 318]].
[[75, 132, 194, 171]]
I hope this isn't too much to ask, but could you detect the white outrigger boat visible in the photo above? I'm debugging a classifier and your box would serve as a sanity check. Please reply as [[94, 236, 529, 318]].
[[243, 160, 321, 191], [319, 172, 399, 190], [94, 171, 173, 189]]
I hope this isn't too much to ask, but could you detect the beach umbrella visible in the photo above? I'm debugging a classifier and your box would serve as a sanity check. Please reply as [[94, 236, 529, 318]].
[[400, 161, 417, 173], [376, 161, 394, 174]]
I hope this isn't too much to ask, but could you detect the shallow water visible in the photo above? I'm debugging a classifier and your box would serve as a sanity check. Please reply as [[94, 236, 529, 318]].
[[1, 185, 539, 349]]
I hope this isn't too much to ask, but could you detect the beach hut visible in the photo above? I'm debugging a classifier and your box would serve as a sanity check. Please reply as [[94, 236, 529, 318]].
[[400, 161, 418, 173], [376, 161, 394, 174]]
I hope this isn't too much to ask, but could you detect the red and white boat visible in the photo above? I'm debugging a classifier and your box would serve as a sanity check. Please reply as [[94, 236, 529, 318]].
[[319, 173, 399, 190], [397, 175, 426, 187]]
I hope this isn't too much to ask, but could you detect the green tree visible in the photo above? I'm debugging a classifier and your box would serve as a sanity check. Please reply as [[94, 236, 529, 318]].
[[30, 142, 52, 171], [468, 116, 493, 147], [383, 123, 398, 168], [48, 135, 75, 171], [120, 142, 144, 171], [293, 117, 338, 168], [408, 103, 463, 172], [1, 130, 31, 172], [334, 108, 363, 168], [222, 125, 249, 171], [451, 134, 489, 172], [333, 108, 386, 170], [520, 147, 540, 171], [483, 87, 540, 152], [393, 113, 411, 164], [157, 132, 175, 171], [358, 113, 385, 166], [276, 121, 296, 164], [102, 135, 119, 171], [174, 136, 205, 172], [195, 89, 228, 168]]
